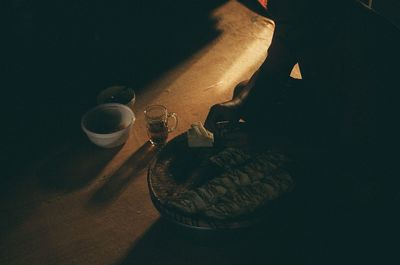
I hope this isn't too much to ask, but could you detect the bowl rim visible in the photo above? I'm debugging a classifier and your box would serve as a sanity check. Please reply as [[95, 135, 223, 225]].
[[96, 85, 136, 105], [81, 103, 135, 138]]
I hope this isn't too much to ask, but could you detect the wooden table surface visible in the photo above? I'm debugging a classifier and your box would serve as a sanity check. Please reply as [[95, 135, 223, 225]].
[[1, 2, 304, 264]]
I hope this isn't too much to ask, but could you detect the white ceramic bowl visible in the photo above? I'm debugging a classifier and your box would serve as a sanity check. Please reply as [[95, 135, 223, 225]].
[[81, 103, 135, 148]]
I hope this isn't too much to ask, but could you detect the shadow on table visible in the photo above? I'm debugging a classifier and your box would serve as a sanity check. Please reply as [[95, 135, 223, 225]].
[[118, 215, 382, 265], [36, 139, 121, 192], [88, 141, 158, 206], [117, 215, 308, 265], [5, 0, 227, 180]]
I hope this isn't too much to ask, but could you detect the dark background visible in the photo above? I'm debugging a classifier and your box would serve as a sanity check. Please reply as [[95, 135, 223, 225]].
[[1, 2, 399, 264], [3, 0, 399, 178], [4, 0, 228, 177]]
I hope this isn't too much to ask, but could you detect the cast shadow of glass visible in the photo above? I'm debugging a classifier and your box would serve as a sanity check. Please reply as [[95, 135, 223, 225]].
[[88, 141, 158, 207]]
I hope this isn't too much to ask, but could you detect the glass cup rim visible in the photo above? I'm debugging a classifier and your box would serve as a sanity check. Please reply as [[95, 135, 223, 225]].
[[144, 104, 168, 119]]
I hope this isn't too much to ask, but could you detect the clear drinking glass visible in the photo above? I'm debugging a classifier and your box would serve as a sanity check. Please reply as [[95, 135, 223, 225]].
[[144, 105, 178, 146]]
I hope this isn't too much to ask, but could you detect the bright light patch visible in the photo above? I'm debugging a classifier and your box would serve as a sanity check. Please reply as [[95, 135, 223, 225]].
[[258, 0, 268, 9]]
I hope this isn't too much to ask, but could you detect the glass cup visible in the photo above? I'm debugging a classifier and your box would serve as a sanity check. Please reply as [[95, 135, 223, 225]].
[[144, 105, 178, 146]]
